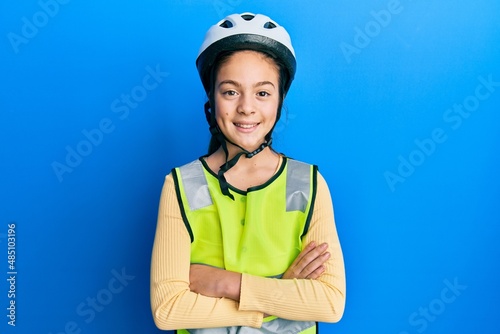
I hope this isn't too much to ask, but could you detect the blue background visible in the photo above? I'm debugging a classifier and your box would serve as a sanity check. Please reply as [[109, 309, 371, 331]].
[[1, 0, 499, 333]]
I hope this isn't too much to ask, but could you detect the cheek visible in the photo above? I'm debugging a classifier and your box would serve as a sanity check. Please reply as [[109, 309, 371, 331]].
[[214, 109, 229, 128], [215, 98, 234, 120], [265, 103, 280, 121]]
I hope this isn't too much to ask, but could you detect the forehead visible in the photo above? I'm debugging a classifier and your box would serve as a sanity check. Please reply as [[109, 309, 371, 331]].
[[216, 50, 279, 79]]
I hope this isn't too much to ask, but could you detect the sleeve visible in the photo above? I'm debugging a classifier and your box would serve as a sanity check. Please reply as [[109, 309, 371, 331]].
[[150, 173, 263, 330], [238, 172, 346, 322]]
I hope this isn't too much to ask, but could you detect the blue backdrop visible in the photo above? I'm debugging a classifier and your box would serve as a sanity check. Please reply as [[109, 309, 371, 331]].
[[1, 1, 499, 333]]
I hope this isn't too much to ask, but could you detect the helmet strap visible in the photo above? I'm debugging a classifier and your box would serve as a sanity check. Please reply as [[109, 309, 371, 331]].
[[205, 101, 274, 200]]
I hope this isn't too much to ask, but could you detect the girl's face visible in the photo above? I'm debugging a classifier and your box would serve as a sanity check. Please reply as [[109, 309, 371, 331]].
[[214, 50, 280, 153]]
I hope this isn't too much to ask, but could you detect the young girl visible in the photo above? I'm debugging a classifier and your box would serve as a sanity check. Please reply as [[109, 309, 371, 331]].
[[150, 12, 346, 333]]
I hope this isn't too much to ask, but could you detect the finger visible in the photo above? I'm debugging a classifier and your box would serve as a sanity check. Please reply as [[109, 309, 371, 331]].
[[302, 252, 330, 277], [295, 243, 328, 272], [292, 241, 317, 265], [282, 243, 329, 279], [283, 243, 317, 277], [306, 265, 326, 280], [296, 251, 330, 279]]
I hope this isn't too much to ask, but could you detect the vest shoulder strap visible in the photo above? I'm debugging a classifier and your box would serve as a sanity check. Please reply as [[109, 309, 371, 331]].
[[286, 159, 314, 213], [177, 159, 212, 211]]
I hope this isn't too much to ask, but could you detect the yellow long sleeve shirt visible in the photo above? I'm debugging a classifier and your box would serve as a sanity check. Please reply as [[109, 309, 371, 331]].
[[150, 169, 346, 330]]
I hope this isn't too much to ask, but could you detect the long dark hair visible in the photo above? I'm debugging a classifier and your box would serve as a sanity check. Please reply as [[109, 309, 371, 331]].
[[205, 50, 289, 155]]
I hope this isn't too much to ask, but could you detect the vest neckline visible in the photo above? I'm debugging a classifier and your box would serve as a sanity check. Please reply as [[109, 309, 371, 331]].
[[199, 155, 288, 195]]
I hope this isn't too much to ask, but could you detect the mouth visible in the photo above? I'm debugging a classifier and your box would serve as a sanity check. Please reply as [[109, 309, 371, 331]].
[[234, 123, 259, 129]]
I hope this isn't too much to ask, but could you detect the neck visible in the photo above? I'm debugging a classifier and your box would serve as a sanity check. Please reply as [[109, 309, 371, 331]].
[[211, 144, 276, 170], [227, 140, 271, 159], [205, 142, 281, 195]]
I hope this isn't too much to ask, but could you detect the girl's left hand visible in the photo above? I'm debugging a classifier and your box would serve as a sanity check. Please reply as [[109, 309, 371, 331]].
[[189, 264, 242, 301], [282, 242, 330, 280]]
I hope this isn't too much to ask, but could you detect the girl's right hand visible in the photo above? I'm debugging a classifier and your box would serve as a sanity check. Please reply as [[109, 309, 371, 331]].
[[282, 242, 330, 280]]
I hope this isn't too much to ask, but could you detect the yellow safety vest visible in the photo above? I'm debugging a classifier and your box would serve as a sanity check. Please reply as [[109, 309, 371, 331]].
[[173, 157, 319, 333]]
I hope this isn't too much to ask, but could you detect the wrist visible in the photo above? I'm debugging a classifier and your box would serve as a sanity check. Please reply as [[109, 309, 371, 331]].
[[221, 271, 242, 301]]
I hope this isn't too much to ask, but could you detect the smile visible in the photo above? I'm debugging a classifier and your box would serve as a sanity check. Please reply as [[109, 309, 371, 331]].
[[234, 123, 259, 129]]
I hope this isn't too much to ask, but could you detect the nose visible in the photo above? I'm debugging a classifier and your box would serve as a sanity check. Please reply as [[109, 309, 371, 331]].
[[237, 93, 255, 115]]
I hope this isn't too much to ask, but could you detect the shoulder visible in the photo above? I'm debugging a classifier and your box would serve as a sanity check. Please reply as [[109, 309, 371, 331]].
[[284, 157, 318, 172], [172, 157, 204, 171], [284, 157, 324, 184], [316, 171, 331, 197], [285, 157, 332, 198], [167, 158, 206, 180]]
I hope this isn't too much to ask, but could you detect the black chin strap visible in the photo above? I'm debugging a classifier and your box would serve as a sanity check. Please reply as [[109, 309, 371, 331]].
[[212, 125, 271, 200], [205, 101, 271, 200]]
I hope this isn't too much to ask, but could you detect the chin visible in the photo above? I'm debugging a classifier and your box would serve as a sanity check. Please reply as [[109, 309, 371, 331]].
[[232, 141, 262, 153]]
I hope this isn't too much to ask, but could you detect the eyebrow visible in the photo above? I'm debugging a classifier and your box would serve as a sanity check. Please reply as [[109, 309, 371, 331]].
[[218, 80, 275, 89]]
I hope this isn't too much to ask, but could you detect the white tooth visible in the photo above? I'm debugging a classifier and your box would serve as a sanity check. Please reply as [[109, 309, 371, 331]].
[[237, 123, 256, 128]]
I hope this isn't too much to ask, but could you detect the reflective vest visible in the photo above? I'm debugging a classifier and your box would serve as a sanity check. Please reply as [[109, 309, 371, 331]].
[[172, 157, 319, 333]]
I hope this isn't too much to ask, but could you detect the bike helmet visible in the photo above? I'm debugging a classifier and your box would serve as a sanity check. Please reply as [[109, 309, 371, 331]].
[[196, 12, 296, 95]]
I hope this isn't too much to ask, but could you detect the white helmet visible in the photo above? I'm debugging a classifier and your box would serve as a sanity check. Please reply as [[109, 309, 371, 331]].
[[196, 12, 296, 94]]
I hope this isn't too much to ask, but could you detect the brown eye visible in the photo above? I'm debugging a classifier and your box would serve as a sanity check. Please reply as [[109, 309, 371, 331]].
[[223, 90, 237, 96]]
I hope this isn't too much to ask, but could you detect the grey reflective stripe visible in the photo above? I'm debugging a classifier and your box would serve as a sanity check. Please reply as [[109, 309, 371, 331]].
[[286, 160, 311, 212], [178, 160, 212, 211], [259, 318, 315, 334], [186, 318, 315, 333]]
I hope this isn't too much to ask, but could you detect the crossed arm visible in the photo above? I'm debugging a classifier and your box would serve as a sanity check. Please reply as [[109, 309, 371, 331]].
[[189, 240, 331, 302], [150, 173, 346, 330]]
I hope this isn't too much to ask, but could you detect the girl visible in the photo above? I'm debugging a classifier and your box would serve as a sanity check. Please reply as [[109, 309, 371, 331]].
[[151, 12, 345, 333]]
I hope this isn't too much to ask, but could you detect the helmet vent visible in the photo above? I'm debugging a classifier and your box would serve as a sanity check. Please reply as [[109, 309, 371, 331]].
[[219, 20, 233, 28], [263, 21, 277, 29], [241, 14, 255, 21]]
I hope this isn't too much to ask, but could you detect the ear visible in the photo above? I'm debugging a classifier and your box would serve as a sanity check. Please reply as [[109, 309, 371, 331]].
[[204, 101, 212, 124]]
